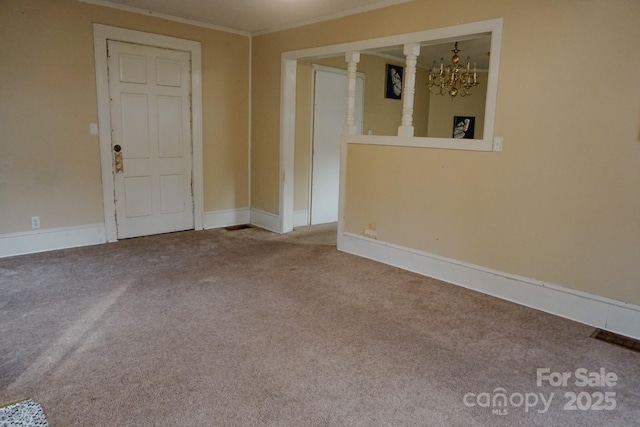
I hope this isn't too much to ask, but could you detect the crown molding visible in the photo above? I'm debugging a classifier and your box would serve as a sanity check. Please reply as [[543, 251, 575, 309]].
[[252, 0, 413, 36], [76, 0, 251, 37], [77, 0, 412, 38]]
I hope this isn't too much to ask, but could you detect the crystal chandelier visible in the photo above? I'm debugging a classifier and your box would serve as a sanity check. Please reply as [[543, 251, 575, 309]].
[[427, 42, 479, 98]]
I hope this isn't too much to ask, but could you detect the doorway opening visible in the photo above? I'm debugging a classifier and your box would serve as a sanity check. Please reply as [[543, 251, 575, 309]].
[[308, 65, 364, 225]]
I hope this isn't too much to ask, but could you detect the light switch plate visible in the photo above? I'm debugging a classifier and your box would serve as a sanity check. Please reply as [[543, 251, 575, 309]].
[[493, 136, 503, 152], [90, 123, 98, 135]]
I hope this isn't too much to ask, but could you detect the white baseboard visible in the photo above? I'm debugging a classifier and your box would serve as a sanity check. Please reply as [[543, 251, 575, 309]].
[[0, 223, 107, 258], [0, 207, 253, 258], [250, 208, 281, 233], [293, 210, 309, 227], [338, 232, 640, 341], [203, 208, 250, 229]]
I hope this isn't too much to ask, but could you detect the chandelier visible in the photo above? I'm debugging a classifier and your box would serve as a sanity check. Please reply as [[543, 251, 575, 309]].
[[427, 42, 479, 98]]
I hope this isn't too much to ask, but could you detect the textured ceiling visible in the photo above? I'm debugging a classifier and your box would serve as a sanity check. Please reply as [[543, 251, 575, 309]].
[[88, 0, 413, 34]]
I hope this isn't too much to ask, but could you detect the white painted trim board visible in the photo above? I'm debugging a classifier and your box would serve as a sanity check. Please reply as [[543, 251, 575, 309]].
[[1, 207, 251, 258], [338, 232, 640, 341], [203, 208, 250, 229], [294, 210, 310, 227], [250, 208, 281, 233], [0, 224, 106, 258]]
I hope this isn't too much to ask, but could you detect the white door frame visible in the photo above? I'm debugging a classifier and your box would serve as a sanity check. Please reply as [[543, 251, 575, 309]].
[[280, 19, 503, 234], [93, 24, 204, 242]]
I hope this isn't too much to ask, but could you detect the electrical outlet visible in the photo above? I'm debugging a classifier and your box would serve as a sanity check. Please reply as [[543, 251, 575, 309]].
[[31, 216, 40, 229], [365, 229, 377, 239]]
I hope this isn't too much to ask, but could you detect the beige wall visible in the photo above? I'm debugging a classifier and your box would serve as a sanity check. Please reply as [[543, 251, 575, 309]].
[[426, 71, 487, 138], [252, 0, 640, 305], [2, 0, 638, 306], [0, 0, 249, 233], [358, 54, 431, 138], [360, 55, 404, 137]]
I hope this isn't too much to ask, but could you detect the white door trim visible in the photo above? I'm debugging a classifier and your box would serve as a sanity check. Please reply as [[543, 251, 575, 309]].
[[280, 18, 503, 235], [279, 57, 297, 233], [93, 24, 204, 242]]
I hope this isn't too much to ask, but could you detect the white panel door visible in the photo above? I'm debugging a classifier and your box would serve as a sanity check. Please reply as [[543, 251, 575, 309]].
[[108, 40, 193, 239], [311, 68, 364, 225]]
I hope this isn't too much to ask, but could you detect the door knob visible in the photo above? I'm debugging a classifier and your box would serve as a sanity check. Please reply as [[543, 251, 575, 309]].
[[113, 144, 121, 152]]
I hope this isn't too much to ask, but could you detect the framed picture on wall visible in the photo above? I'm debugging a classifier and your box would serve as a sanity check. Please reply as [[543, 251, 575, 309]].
[[453, 116, 475, 139], [385, 64, 403, 99]]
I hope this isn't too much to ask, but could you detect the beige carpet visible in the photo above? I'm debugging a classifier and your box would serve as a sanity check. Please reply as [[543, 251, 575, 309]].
[[1, 224, 638, 426]]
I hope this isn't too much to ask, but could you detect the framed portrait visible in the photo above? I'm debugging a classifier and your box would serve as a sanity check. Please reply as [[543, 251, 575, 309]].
[[453, 116, 475, 139], [385, 64, 403, 99]]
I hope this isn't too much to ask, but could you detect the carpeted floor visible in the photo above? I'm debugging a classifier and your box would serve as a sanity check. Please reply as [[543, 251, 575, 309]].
[[1, 224, 638, 426]]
